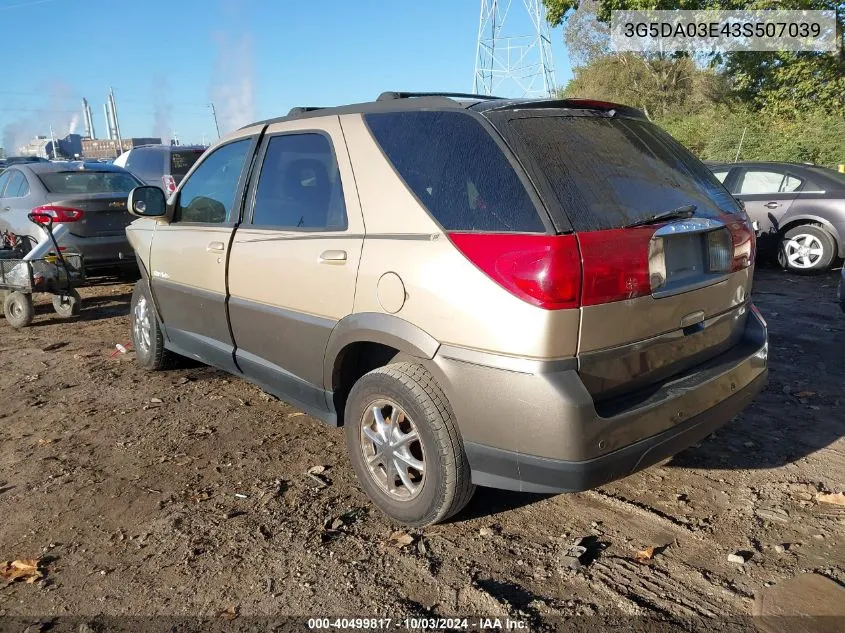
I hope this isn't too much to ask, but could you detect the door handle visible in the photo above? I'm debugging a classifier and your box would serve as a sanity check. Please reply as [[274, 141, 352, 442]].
[[319, 249, 347, 264], [764, 202, 780, 209], [206, 241, 225, 253]]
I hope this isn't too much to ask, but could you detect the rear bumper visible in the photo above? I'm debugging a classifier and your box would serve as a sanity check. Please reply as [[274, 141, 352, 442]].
[[425, 305, 768, 493], [465, 371, 766, 493], [64, 233, 135, 269]]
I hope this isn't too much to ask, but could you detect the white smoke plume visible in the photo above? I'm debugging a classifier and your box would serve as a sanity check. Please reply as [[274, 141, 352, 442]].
[[209, 30, 256, 134], [2, 82, 79, 154], [152, 75, 173, 144], [68, 113, 79, 135]]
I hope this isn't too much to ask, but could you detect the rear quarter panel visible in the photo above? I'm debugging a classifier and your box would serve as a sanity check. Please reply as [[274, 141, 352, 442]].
[[340, 113, 580, 359]]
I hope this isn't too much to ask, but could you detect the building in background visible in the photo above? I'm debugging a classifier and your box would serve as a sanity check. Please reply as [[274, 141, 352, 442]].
[[0, 147, 6, 159], [81, 137, 161, 160], [18, 134, 85, 159]]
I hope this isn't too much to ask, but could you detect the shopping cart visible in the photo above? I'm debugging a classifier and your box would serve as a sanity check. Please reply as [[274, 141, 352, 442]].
[[0, 213, 86, 328]]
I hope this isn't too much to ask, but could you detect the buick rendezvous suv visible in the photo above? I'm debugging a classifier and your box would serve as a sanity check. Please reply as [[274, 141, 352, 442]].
[[125, 92, 768, 526]]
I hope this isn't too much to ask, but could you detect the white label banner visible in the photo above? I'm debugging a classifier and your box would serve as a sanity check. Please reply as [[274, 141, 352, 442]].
[[610, 10, 839, 53]]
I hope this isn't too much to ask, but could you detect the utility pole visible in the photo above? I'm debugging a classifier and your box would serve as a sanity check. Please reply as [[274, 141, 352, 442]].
[[473, 0, 557, 98], [210, 103, 221, 139]]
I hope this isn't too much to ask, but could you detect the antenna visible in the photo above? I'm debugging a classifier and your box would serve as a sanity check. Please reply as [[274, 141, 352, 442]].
[[473, 0, 557, 98]]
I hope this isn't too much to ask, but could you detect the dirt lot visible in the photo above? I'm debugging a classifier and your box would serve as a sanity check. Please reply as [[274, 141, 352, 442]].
[[0, 265, 842, 630]]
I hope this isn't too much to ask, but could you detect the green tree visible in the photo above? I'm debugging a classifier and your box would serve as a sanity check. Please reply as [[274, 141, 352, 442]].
[[560, 53, 729, 119], [543, 0, 844, 116]]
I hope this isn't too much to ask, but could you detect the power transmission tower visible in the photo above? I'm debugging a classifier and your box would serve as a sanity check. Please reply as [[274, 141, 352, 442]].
[[473, 0, 557, 98]]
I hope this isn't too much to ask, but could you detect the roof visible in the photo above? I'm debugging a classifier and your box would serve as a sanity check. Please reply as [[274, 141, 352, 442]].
[[124, 144, 207, 152], [20, 161, 132, 174], [707, 161, 821, 169], [239, 92, 646, 130]]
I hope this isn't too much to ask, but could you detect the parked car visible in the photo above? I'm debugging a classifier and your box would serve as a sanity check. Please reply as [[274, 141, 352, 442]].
[[125, 92, 768, 526], [0, 155, 50, 175], [113, 145, 206, 195], [839, 266, 845, 313], [0, 161, 142, 272], [708, 161, 845, 272]]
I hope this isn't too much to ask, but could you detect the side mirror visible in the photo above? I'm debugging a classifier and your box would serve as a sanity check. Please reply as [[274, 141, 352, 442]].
[[128, 186, 167, 218]]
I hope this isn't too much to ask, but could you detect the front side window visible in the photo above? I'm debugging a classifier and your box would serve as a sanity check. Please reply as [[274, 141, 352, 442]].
[[176, 139, 251, 224], [712, 170, 729, 183], [365, 111, 545, 233], [250, 133, 347, 230]]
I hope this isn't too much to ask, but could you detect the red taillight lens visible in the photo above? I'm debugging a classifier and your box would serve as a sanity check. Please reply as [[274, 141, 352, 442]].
[[577, 227, 655, 306], [448, 233, 582, 310], [31, 205, 85, 223], [162, 175, 177, 193], [727, 216, 755, 271]]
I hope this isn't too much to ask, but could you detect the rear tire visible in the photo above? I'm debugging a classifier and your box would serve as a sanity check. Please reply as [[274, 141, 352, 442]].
[[778, 225, 836, 272], [345, 362, 475, 527], [52, 289, 82, 318], [130, 281, 171, 370], [4, 292, 34, 328]]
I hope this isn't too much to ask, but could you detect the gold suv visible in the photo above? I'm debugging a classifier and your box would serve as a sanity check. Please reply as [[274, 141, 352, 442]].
[[125, 92, 768, 526]]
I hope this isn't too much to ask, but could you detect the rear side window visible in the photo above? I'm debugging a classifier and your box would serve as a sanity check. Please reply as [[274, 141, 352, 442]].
[[170, 149, 204, 176], [737, 170, 793, 194], [365, 111, 545, 233], [250, 133, 348, 230], [506, 115, 741, 232], [4, 171, 29, 197], [39, 171, 139, 194], [125, 149, 162, 176]]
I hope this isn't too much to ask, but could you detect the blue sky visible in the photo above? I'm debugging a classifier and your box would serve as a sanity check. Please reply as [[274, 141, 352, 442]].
[[0, 0, 572, 151]]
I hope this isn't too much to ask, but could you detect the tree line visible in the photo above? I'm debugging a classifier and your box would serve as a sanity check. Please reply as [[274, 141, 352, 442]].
[[542, 0, 844, 166]]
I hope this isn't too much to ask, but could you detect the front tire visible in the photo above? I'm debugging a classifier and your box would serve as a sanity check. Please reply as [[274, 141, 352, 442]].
[[778, 225, 836, 272], [345, 362, 475, 527], [4, 292, 34, 328], [130, 281, 171, 370]]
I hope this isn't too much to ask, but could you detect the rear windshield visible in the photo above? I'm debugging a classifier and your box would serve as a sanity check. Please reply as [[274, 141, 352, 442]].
[[39, 171, 140, 194], [170, 149, 205, 176], [507, 115, 741, 232], [365, 111, 545, 233]]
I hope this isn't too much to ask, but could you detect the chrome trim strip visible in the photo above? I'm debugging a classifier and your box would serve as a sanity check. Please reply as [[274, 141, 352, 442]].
[[653, 217, 724, 236]]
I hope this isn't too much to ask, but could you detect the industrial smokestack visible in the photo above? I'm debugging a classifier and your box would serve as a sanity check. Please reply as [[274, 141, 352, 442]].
[[82, 98, 96, 139], [103, 103, 112, 140], [109, 88, 123, 152]]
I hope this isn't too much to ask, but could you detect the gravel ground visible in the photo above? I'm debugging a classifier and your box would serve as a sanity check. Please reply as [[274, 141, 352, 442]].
[[0, 265, 842, 631]]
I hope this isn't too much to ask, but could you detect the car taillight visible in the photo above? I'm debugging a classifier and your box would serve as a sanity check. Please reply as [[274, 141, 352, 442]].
[[31, 205, 85, 223], [162, 175, 177, 193], [727, 217, 755, 271], [577, 227, 655, 306], [447, 233, 582, 310], [707, 228, 734, 273]]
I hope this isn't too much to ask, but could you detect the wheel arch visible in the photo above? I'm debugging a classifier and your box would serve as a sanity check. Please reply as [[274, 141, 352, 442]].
[[778, 215, 841, 253], [323, 313, 441, 425]]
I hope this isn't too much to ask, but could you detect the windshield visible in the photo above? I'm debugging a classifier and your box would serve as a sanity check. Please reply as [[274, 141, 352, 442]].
[[506, 114, 741, 232], [170, 149, 205, 176], [39, 171, 140, 194]]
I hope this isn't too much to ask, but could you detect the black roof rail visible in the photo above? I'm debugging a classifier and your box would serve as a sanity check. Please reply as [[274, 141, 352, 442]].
[[287, 106, 327, 116], [377, 91, 504, 102]]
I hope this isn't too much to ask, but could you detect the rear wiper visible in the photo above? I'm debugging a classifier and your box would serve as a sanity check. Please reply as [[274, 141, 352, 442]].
[[624, 204, 697, 228]]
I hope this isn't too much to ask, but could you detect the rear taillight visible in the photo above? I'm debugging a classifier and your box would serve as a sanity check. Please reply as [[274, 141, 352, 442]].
[[31, 205, 85, 223], [448, 233, 582, 310], [577, 227, 654, 306], [707, 228, 734, 273], [162, 175, 177, 193], [727, 217, 755, 271]]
